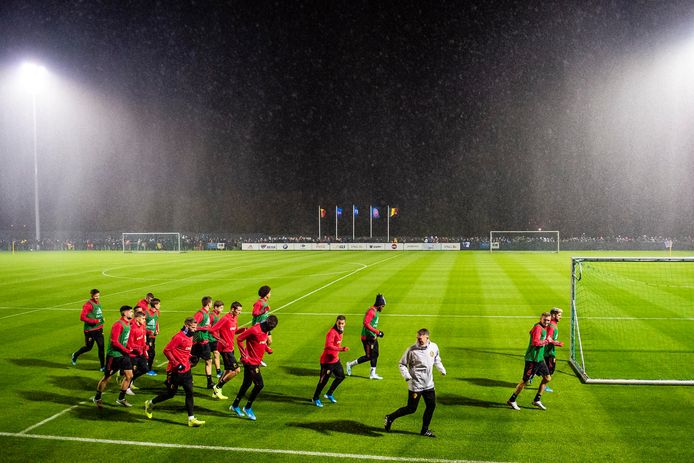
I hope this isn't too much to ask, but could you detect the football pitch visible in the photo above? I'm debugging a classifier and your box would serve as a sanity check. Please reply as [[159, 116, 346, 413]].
[[0, 250, 692, 463]]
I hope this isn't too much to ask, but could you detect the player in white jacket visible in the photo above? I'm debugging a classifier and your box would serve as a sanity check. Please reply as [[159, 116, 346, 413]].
[[384, 328, 446, 437]]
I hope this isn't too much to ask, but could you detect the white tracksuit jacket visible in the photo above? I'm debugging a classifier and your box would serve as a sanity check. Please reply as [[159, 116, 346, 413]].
[[398, 341, 446, 392]]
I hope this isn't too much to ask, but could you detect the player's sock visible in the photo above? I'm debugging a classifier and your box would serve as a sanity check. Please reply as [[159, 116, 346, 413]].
[[217, 379, 226, 388], [119, 390, 126, 400], [95, 391, 103, 400], [206, 375, 213, 387], [534, 393, 542, 402], [509, 393, 518, 402]]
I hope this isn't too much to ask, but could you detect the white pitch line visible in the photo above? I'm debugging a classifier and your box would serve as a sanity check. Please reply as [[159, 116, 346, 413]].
[[261, 313, 694, 321], [18, 403, 84, 434], [0, 308, 43, 320], [0, 432, 509, 463], [262, 253, 404, 321], [0, 306, 691, 321]]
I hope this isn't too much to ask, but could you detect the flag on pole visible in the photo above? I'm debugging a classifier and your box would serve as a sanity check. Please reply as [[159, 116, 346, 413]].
[[320, 208, 327, 218], [372, 207, 380, 219], [353, 206, 359, 217], [390, 207, 399, 218], [337, 207, 343, 218]]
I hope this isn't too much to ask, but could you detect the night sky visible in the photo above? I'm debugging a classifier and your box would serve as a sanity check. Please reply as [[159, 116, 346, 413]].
[[1, 1, 694, 237]]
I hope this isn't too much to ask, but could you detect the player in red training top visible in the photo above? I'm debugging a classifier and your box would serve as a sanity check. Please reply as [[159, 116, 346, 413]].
[[93, 306, 134, 408], [312, 315, 350, 407], [542, 307, 564, 393], [145, 297, 161, 375], [144, 317, 205, 427], [208, 301, 243, 400], [507, 312, 562, 411], [346, 294, 386, 379], [190, 296, 215, 389], [230, 315, 278, 421], [210, 300, 225, 379], [71, 289, 106, 371], [251, 285, 272, 367], [125, 310, 148, 394], [136, 292, 154, 312]]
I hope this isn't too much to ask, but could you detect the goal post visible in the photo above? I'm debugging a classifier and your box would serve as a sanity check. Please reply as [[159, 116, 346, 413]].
[[489, 230, 560, 252], [570, 256, 694, 385], [122, 233, 182, 253]]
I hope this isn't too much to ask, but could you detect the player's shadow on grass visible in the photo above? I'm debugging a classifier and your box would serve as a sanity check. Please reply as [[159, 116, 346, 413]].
[[47, 375, 98, 392], [72, 405, 149, 423], [262, 390, 314, 404], [288, 420, 397, 437], [20, 390, 85, 406], [451, 347, 520, 360], [8, 358, 71, 369], [458, 377, 517, 388], [437, 393, 508, 409], [282, 366, 317, 377]]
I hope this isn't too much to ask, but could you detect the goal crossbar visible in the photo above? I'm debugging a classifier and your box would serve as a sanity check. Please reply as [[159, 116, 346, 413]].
[[122, 232, 182, 253], [489, 230, 560, 253]]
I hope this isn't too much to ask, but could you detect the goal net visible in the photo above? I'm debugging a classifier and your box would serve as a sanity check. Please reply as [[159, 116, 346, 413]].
[[489, 230, 560, 252], [570, 257, 694, 385], [122, 233, 182, 253]]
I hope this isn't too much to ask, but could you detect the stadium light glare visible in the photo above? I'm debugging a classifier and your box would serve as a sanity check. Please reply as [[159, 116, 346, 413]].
[[20, 62, 48, 94], [19, 61, 48, 247]]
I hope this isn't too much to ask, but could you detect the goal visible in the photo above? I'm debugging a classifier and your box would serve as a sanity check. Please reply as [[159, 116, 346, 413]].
[[570, 257, 694, 385], [489, 230, 560, 252], [122, 233, 182, 253]]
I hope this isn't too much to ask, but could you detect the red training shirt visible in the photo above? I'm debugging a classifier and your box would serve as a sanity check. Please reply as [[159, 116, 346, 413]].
[[163, 330, 194, 373], [236, 323, 272, 365], [208, 313, 241, 353], [320, 326, 347, 364], [127, 319, 148, 358]]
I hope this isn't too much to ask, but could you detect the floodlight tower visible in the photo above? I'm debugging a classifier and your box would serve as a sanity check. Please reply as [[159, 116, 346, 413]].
[[20, 62, 47, 248]]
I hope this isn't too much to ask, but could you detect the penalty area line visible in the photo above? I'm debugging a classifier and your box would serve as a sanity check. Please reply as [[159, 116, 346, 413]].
[[18, 402, 85, 434], [0, 432, 509, 463]]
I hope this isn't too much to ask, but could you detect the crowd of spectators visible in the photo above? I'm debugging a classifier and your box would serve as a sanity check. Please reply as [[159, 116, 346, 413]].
[[2, 232, 693, 252]]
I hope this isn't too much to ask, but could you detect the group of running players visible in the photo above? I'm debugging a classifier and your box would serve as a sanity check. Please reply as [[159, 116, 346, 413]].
[[71, 285, 560, 435]]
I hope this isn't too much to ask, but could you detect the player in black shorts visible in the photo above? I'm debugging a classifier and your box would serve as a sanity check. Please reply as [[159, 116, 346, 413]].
[[507, 312, 561, 411], [93, 306, 135, 408]]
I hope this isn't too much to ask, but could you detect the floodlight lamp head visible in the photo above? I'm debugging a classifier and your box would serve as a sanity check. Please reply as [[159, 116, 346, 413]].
[[20, 62, 48, 94]]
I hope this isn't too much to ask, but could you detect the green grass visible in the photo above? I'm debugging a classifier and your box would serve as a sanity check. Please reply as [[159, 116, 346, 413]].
[[0, 250, 692, 463]]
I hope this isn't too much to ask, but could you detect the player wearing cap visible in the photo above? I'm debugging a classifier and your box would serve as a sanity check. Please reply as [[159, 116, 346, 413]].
[[144, 317, 205, 427], [346, 294, 386, 380]]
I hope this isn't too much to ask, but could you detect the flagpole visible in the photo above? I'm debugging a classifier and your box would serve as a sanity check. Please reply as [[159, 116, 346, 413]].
[[352, 204, 355, 241], [335, 205, 338, 240], [387, 205, 390, 243], [370, 206, 373, 238], [318, 206, 321, 240]]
